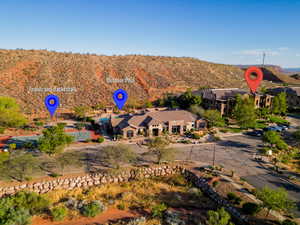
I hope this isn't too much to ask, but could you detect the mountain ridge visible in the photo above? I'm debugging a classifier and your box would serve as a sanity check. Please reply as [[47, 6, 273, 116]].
[[0, 49, 299, 114]]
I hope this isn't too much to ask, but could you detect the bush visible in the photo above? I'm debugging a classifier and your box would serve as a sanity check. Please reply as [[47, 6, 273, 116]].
[[100, 144, 137, 168], [227, 192, 236, 201], [242, 202, 261, 215], [8, 143, 17, 150], [34, 121, 44, 127], [0, 127, 5, 134], [282, 219, 298, 225], [207, 207, 233, 225], [2, 207, 31, 225], [167, 174, 187, 186], [49, 172, 61, 178], [81, 201, 105, 217], [117, 203, 125, 210], [192, 133, 201, 139], [97, 137, 105, 143], [12, 191, 50, 214], [268, 116, 289, 126], [0, 191, 49, 225], [51, 206, 68, 221], [227, 192, 242, 205], [212, 181, 219, 187], [151, 203, 167, 218]]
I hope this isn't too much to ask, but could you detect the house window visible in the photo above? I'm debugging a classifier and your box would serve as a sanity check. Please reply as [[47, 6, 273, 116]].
[[199, 122, 206, 128], [172, 125, 181, 134], [126, 130, 134, 138]]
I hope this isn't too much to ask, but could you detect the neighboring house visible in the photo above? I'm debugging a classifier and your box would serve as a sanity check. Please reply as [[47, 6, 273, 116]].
[[267, 87, 300, 108], [193, 88, 273, 116], [110, 110, 206, 139]]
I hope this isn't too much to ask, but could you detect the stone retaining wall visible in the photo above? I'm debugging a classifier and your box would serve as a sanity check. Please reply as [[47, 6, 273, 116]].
[[183, 168, 249, 225], [0, 165, 183, 197]]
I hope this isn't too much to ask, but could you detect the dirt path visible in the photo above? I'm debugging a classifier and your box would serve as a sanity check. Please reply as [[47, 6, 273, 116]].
[[32, 208, 140, 225]]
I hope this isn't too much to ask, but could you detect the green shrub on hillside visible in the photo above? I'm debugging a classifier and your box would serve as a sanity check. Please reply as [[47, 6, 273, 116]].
[[242, 202, 261, 215], [0, 191, 49, 225], [151, 203, 167, 218], [0, 96, 27, 128], [51, 206, 68, 221], [97, 137, 105, 143], [81, 201, 105, 217]]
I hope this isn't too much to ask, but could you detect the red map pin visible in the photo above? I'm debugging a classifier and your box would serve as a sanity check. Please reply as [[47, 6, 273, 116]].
[[244, 66, 263, 93]]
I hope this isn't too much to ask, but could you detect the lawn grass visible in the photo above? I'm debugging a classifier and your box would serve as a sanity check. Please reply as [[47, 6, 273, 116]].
[[268, 115, 290, 125]]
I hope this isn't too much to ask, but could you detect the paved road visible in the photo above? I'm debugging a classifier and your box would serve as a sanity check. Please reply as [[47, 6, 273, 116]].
[[174, 135, 300, 217], [69, 133, 300, 216]]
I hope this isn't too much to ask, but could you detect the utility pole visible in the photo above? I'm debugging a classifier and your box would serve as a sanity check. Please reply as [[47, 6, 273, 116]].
[[188, 146, 193, 161], [262, 52, 266, 67], [212, 143, 216, 167]]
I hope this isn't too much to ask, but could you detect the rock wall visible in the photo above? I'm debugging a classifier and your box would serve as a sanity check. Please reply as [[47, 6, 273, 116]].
[[183, 169, 249, 225], [0, 165, 182, 196]]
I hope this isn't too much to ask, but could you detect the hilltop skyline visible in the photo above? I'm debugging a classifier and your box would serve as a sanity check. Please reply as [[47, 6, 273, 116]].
[[0, 0, 299, 67]]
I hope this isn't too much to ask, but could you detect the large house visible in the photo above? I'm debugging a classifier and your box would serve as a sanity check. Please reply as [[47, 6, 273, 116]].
[[267, 87, 300, 108], [193, 88, 273, 116], [110, 110, 207, 139]]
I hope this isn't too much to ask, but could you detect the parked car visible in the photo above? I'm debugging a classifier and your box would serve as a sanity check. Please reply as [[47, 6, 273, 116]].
[[263, 126, 282, 132], [244, 130, 263, 137], [278, 124, 289, 130]]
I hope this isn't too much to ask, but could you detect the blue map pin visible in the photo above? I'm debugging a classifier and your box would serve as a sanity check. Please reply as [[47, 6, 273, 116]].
[[44, 94, 59, 117], [113, 89, 128, 110]]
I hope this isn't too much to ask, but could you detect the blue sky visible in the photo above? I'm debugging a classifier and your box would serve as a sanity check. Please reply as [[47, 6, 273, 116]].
[[0, 0, 299, 67]]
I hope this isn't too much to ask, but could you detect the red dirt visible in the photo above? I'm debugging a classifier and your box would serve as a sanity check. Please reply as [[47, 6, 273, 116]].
[[32, 208, 140, 225]]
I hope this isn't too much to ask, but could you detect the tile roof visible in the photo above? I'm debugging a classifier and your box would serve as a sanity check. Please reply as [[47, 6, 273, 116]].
[[269, 87, 300, 96], [194, 88, 249, 100], [112, 110, 198, 129]]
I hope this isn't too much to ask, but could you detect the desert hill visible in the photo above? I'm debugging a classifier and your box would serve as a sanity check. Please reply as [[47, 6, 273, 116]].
[[0, 49, 299, 114]]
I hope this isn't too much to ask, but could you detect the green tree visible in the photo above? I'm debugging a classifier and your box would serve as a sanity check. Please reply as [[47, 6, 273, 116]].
[[278, 92, 287, 115], [74, 123, 85, 131], [242, 202, 261, 215], [257, 107, 270, 119], [272, 92, 287, 115], [92, 103, 105, 110], [189, 105, 205, 117], [38, 125, 74, 156], [282, 219, 298, 225], [148, 137, 175, 163], [163, 94, 180, 109], [177, 89, 202, 109], [263, 131, 288, 150], [99, 144, 137, 168], [233, 95, 256, 128], [55, 152, 82, 174], [0, 152, 39, 181], [292, 129, 300, 142], [8, 143, 17, 151], [0, 152, 9, 165], [263, 131, 281, 145], [144, 101, 153, 108], [203, 109, 225, 127], [255, 186, 295, 216], [0, 96, 27, 128], [207, 207, 234, 225], [73, 106, 88, 120]]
